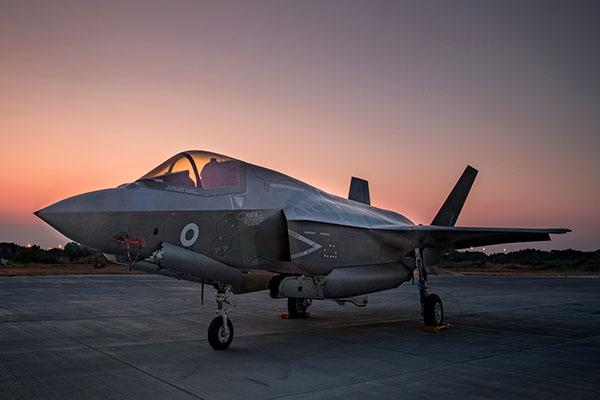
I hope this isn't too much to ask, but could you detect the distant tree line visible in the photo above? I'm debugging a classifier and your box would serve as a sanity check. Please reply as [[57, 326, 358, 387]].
[[1, 242, 599, 271], [441, 249, 600, 271], [0, 242, 101, 264]]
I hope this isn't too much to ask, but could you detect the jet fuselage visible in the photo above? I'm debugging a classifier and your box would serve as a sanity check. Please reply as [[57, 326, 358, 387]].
[[36, 153, 414, 276]]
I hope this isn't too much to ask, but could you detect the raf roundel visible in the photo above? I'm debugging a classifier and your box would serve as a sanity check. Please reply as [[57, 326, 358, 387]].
[[180, 222, 199, 247]]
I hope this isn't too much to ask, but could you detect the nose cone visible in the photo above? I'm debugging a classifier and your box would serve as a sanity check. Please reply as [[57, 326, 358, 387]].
[[34, 194, 92, 234], [34, 207, 52, 224], [34, 202, 79, 236], [34, 189, 130, 252], [34, 208, 43, 218]]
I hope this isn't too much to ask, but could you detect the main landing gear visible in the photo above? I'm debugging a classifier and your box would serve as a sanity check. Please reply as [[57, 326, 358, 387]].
[[287, 297, 312, 319], [416, 249, 444, 327], [207, 284, 234, 350]]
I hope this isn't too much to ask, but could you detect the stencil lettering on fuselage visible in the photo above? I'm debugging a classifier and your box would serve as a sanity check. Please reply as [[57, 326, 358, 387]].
[[237, 211, 264, 226]]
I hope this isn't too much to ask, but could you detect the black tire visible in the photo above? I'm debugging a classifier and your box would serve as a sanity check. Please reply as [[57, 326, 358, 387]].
[[423, 293, 444, 326], [207, 316, 234, 350], [287, 297, 309, 318]]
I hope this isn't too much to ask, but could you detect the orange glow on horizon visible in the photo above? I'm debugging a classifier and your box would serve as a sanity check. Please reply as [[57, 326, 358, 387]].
[[0, 2, 597, 250]]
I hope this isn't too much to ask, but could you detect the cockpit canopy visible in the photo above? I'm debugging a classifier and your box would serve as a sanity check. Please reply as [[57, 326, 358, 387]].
[[137, 151, 243, 192]]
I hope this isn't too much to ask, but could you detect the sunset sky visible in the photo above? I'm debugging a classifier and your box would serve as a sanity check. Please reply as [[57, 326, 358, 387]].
[[1, 1, 598, 251]]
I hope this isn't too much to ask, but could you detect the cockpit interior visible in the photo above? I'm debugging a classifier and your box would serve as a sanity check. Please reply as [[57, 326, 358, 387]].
[[138, 151, 243, 192]]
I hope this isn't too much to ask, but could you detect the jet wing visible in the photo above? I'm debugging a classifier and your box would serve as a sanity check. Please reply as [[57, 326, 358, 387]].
[[378, 225, 570, 249]]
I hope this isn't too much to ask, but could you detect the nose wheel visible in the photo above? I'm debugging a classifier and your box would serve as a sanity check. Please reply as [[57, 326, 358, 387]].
[[208, 315, 234, 350], [208, 285, 234, 350]]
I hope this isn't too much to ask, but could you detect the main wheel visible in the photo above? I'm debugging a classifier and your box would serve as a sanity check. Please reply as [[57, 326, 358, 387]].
[[423, 293, 444, 326], [287, 297, 309, 318], [207, 316, 234, 350]]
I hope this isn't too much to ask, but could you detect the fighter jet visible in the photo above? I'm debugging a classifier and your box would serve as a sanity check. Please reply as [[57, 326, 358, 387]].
[[35, 150, 570, 349]]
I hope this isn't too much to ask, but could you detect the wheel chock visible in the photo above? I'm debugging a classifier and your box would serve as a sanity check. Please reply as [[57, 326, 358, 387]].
[[423, 323, 450, 333]]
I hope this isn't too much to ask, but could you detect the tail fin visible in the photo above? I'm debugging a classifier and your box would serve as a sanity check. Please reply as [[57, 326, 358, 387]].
[[431, 165, 478, 226], [348, 177, 370, 205]]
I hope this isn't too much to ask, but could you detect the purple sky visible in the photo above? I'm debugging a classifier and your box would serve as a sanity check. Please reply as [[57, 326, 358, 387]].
[[0, 1, 598, 251]]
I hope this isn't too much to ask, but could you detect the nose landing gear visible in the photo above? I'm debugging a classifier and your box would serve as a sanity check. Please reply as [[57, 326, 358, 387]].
[[207, 285, 234, 350]]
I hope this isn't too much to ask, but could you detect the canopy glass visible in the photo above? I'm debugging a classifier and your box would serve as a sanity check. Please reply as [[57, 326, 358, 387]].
[[138, 151, 242, 191]]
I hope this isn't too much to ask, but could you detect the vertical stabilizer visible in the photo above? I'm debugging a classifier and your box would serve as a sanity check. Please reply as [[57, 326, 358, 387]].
[[431, 165, 478, 226], [348, 177, 370, 205]]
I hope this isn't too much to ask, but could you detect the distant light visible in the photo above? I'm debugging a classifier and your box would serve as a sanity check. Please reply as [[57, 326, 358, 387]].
[[469, 246, 474, 251], [57, 245, 63, 250], [503, 248, 507, 252], [482, 247, 486, 251], [26, 243, 32, 249]]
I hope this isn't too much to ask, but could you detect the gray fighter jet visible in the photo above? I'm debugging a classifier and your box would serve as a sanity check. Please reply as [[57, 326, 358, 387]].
[[35, 150, 569, 349]]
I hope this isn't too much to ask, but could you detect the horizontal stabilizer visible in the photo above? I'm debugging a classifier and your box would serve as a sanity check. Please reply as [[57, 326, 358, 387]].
[[379, 224, 570, 249], [432, 165, 478, 226], [348, 177, 371, 205]]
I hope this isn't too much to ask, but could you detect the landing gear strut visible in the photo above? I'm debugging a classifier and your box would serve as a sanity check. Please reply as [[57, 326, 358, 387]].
[[207, 284, 234, 350], [287, 297, 311, 318], [416, 248, 444, 326]]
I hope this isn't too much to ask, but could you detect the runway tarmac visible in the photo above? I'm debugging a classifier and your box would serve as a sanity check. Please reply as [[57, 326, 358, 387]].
[[1, 274, 599, 399]]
